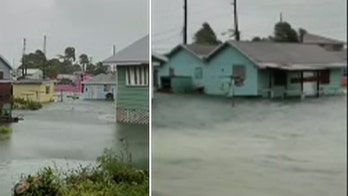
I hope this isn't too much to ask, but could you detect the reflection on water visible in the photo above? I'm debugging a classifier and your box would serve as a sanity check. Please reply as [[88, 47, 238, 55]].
[[152, 93, 347, 196], [0, 98, 148, 195]]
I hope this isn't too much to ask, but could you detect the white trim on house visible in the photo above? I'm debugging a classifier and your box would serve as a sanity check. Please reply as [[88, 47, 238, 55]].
[[125, 66, 149, 86]]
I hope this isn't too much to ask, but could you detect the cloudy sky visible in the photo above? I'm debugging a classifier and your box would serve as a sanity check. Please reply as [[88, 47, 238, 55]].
[[152, 0, 347, 53], [0, 0, 148, 68]]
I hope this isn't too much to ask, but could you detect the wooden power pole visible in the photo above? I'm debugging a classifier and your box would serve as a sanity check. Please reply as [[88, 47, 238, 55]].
[[233, 0, 240, 41], [183, 0, 188, 44], [43, 35, 47, 79], [21, 38, 26, 77]]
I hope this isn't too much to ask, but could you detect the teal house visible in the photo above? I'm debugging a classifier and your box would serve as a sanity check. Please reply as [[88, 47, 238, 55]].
[[157, 44, 216, 93], [103, 35, 149, 124], [157, 41, 345, 98]]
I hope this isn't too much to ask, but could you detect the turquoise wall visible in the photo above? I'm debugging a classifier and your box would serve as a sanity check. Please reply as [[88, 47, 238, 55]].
[[117, 66, 149, 110], [158, 49, 204, 88], [205, 46, 259, 96]]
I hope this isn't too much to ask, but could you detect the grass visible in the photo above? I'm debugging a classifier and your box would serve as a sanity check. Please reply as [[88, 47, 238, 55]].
[[12, 98, 43, 111], [13, 148, 149, 196], [0, 126, 12, 135]]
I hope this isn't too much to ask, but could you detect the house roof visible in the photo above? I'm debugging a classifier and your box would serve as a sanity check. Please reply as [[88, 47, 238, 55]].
[[167, 44, 218, 60], [207, 41, 346, 70], [13, 79, 53, 84], [331, 49, 347, 61], [0, 54, 13, 70], [302, 33, 346, 45], [82, 73, 116, 85], [152, 52, 168, 63], [102, 35, 149, 65]]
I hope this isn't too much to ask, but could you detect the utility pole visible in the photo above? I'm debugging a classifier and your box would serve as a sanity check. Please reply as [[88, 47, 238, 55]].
[[43, 35, 47, 79], [183, 0, 188, 44], [280, 12, 283, 22], [21, 38, 26, 77], [113, 45, 116, 55], [233, 0, 240, 41]]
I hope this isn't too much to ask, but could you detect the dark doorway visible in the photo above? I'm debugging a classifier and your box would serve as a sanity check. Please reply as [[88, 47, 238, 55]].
[[106, 93, 114, 100], [161, 77, 171, 90]]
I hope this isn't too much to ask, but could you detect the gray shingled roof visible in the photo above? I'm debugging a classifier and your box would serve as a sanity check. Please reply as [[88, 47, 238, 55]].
[[102, 35, 149, 65], [302, 33, 345, 45], [185, 44, 218, 58], [0, 54, 13, 70], [332, 49, 347, 61], [82, 73, 116, 85], [152, 52, 168, 62], [207, 41, 345, 70]]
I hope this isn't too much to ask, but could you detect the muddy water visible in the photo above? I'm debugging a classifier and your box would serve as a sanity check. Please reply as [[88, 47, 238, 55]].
[[152, 93, 347, 196], [0, 98, 148, 195]]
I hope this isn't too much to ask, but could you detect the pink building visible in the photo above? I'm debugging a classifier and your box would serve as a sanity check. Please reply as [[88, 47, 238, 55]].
[[55, 74, 92, 93]]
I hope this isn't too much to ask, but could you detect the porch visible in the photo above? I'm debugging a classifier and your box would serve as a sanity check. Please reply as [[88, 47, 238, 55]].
[[259, 68, 344, 99]]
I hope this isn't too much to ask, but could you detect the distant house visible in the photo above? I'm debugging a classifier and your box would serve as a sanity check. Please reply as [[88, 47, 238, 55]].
[[17, 68, 43, 80], [0, 55, 13, 118], [82, 73, 116, 100], [13, 79, 55, 103], [152, 52, 167, 94], [0, 54, 13, 80], [159, 41, 345, 98], [102, 35, 149, 125], [157, 44, 216, 93], [302, 33, 346, 51]]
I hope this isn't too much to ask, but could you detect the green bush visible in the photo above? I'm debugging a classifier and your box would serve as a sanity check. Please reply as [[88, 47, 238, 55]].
[[13, 148, 149, 196], [0, 126, 12, 135], [12, 98, 42, 111]]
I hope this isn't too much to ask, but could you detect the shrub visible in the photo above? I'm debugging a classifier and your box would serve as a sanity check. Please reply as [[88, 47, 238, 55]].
[[13, 148, 149, 196], [0, 126, 12, 135], [12, 98, 42, 111]]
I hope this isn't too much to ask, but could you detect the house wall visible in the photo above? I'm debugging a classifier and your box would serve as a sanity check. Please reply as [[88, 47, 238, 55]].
[[116, 66, 149, 125], [158, 49, 204, 88], [205, 46, 259, 96], [0, 60, 12, 80], [13, 82, 54, 103], [83, 84, 116, 100]]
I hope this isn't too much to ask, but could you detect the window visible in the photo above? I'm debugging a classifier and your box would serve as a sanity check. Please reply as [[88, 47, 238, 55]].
[[169, 68, 175, 77], [125, 66, 148, 86], [0, 71, 3, 79], [195, 67, 203, 79], [233, 65, 246, 80], [273, 70, 287, 86], [320, 70, 330, 84], [45, 86, 50, 94], [104, 85, 111, 92]]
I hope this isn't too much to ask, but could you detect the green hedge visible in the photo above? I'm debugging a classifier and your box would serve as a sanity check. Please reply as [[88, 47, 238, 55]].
[[12, 98, 43, 111], [13, 149, 149, 196]]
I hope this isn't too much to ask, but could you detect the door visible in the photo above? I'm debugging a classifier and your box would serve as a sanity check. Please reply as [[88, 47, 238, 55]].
[[303, 71, 315, 96]]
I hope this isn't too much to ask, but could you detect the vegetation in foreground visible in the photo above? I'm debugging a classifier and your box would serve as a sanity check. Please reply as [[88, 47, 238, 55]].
[[12, 98, 43, 111], [13, 148, 148, 196], [0, 126, 12, 135]]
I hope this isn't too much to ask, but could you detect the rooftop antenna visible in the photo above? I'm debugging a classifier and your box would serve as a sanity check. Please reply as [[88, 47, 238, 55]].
[[113, 45, 116, 55]]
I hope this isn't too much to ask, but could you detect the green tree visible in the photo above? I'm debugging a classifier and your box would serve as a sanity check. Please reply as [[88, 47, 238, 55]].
[[298, 28, 307, 43], [64, 47, 76, 62], [193, 22, 222, 45], [273, 22, 299, 42], [93, 62, 108, 75], [79, 54, 89, 72]]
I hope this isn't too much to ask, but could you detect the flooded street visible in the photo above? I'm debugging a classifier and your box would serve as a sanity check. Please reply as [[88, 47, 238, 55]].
[[152, 93, 347, 196], [0, 97, 148, 195]]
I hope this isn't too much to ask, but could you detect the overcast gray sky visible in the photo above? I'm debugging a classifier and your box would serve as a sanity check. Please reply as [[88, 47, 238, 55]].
[[0, 0, 148, 68], [152, 0, 347, 53]]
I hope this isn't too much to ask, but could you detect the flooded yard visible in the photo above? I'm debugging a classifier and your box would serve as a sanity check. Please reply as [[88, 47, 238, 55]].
[[152, 93, 347, 196], [0, 97, 148, 195]]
